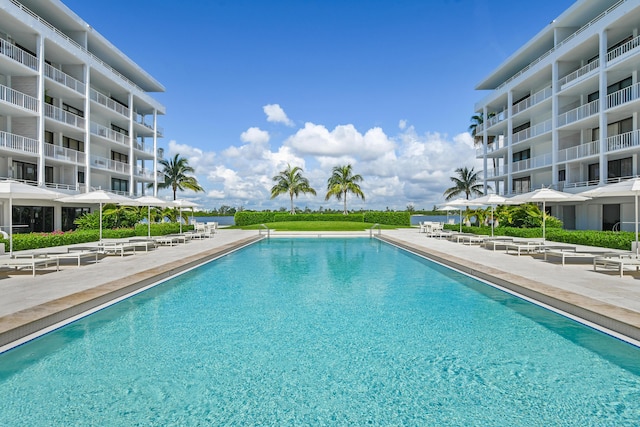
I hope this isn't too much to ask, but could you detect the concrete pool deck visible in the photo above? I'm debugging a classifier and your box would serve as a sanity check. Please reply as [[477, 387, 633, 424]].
[[1, 228, 640, 349]]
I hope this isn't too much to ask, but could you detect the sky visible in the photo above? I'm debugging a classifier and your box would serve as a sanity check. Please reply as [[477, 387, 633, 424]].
[[63, 0, 575, 211]]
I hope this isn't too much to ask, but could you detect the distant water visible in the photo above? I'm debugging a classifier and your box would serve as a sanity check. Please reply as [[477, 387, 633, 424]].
[[190, 215, 235, 226]]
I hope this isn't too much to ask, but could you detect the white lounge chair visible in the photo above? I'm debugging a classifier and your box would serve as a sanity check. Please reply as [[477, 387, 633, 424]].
[[593, 253, 640, 277], [505, 241, 544, 256], [0, 255, 59, 276], [543, 247, 609, 266]]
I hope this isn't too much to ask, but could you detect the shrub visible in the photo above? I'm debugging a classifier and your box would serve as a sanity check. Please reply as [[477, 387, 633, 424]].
[[272, 213, 364, 223], [364, 211, 411, 226], [234, 211, 276, 226]]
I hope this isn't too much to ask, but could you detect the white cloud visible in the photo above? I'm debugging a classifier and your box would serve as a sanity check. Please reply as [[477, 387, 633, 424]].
[[240, 127, 270, 144], [399, 119, 407, 130], [263, 104, 294, 126]]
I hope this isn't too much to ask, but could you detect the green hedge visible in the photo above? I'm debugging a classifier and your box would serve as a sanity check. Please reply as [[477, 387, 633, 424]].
[[0, 223, 189, 252], [234, 211, 276, 226], [272, 213, 364, 223], [363, 211, 411, 226], [443, 224, 634, 251]]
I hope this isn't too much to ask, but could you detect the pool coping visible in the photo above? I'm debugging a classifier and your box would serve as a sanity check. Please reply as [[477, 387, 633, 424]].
[[377, 234, 640, 343], [0, 235, 264, 349]]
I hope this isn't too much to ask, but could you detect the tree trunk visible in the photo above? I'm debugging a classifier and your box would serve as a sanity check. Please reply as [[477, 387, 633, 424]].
[[290, 193, 295, 215], [343, 191, 348, 215]]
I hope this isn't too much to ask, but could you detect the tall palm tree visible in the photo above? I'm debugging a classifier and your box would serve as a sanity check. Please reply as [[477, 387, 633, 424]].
[[270, 164, 317, 214], [443, 167, 486, 200], [469, 112, 496, 147], [155, 154, 204, 200], [325, 164, 365, 215]]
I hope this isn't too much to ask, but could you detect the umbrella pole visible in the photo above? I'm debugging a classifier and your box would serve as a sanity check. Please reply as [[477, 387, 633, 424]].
[[179, 207, 183, 234], [9, 195, 12, 257], [148, 205, 151, 238], [542, 201, 546, 242], [491, 205, 495, 237], [459, 210, 462, 233], [99, 202, 103, 241], [636, 193, 639, 256]]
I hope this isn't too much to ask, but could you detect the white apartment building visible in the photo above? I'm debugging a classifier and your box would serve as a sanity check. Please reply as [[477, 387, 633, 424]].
[[474, 0, 640, 232], [0, 0, 165, 233]]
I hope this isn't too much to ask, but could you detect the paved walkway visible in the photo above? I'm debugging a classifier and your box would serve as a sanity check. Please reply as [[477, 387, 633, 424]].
[[1, 228, 640, 350]]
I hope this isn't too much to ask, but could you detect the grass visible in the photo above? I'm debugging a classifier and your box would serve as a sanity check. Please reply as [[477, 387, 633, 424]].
[[231, 221, 400, 231]]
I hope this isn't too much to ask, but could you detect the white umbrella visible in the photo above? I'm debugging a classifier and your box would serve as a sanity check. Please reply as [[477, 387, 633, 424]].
[[579, 178, 640, 254], [469, 194, 520, 237], [173, 199, 199, 233], [442, 198, 481, 232], [57, 190, 134, 241], [0, 180, 64, 256], [510, 187, 590, 242], [130, 195, 174, 238]]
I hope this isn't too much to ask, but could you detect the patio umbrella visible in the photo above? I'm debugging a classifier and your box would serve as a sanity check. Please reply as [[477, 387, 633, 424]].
[[441, 198, 481, 232], [510, 188, 590, 242], [0, 180, 64, 256], [469, 194, 520, 237], [579, 178, 640, 254], [57, 190, 134, 242], [130, 195, 174, 238], [439, 205, 460, 226], [173, 199, 199, 233]]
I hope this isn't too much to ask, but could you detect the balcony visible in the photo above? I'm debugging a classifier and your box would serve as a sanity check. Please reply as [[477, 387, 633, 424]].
[[90, 155, 130, 174], [512, 119, 552, 145], [558, 59, 599, 90], [90, 89, 129, 117], [511, 153, 552, 173], [90, 122, 130, 147], [475, 137, 504, 157], [511, 86, 552, 115], [133, 140, 154, 155], [44, 64, 85, 95], [557, 140, 599, 162], [45, 104, 85, 129], [607, 82, 640, 109], [485, 109, 507, 129], [607, 34, 640, 64], [0, 130, 38, 155], [557, 99, 599, 127], [0, 84, 38, 112], [44, 143, 86, 164], [485, 166, 506, 179], [607, 129, 640, 153], [134, 113, 163, 136], [134, 165, 155, 180], [0, 38, 38, 70]]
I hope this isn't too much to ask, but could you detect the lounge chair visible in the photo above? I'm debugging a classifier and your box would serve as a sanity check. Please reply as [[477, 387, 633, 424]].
[[0, 255, 59, 276], [483, 237, 514, 251], [460, 234, 486, 245], [543, 247, 609, 266], [505, 241, 544, 256], [593, 253, 640, 277], [49, 248, 100, 266]]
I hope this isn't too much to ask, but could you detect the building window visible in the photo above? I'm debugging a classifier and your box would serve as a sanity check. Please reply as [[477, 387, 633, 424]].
[[62, 103, 84, 117], [112, 178, 128, 193], [512, 122, 530, 134], [608, 157, 632, 179], [111, 123, 129, 136], [62, 207, 90, 231], [45, 166, 53, 183], [111, 151, 128, 163], [588, 76, 632, 102], [44, 131, 54, 144], [513, 149, 530, 162], [12, 206, 54, 233], [513, 177, 531, 194], [558, 169, 566, 182], [63, 136, 84, 152], [78, 171, 85, 184], [12, 161, 37, 181]]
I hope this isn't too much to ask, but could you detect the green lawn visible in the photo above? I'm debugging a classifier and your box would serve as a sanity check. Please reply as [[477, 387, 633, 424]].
[[232, 221, 400, 231]]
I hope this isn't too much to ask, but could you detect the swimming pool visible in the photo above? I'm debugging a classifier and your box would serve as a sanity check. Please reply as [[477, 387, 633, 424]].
[[1, 238, 639, 425]]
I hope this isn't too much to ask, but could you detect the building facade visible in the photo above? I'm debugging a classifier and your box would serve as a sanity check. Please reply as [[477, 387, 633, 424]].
[[0, 0, 165, 232], [474, 0, 640, 232]]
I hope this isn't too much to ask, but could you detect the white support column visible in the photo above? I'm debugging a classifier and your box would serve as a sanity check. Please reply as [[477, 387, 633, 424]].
[[598, 30, 608, 185], [37, 34, 45, 187], [128, 92, 134, 196], [482, 106, 488, 194], [153, 109, 158, 196], [84, 65, 91, 192], [551, 60, 559, 189], [507, 92, 513, 194]]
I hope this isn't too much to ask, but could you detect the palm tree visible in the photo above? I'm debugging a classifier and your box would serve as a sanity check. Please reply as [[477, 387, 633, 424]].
[[270, 164, 317, 214], [444, 167, 486, 200], [154, 154, 204, 200], [325, 164, 365, 215]]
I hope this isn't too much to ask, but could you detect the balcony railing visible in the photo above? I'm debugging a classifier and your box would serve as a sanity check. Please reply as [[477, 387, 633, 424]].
[[90, 155, 130, 174], [485, 110, 507, 128], [0, 130, 38, 154], [0, 38, 38, 70], [475, 137, 504, 157], [134, 113, 163, 136], [44, 63, 85, 94], [511, 153, 552, 173], [512, 119, 552, 145], [511, 86, 552, 115], [485, 166, 505, 179], [607, 129, 640, 152], [45, 104, 85, 129], [558, 59, 599, 89], [607, 34, 640, 63], [44, 143, 86, 164], [134, 165, 155, 179], [0, 83, 38, 112], [557, 99, 599, 127], [133, 140, 154, 155], [607, 82, 640, 109], [90, 89, 129, 117], [557, 140, 600, 162], [90, 122, 129, 146]]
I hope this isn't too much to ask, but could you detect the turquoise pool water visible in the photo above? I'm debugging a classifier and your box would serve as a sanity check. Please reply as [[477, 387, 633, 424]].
[[1, 238, 640, 425]]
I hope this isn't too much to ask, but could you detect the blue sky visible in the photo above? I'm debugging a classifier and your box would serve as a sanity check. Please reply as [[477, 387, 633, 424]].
[[64, 0, 574, 211]]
